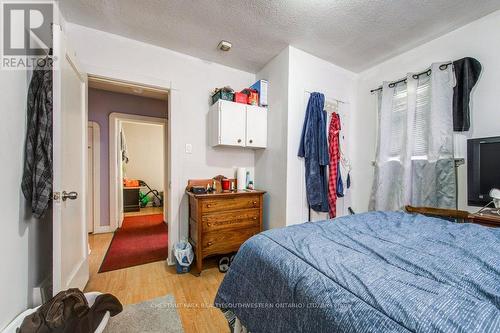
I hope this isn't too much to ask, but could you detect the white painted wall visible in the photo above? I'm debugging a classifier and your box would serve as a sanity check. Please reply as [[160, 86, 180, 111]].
[[255, 46, 358, 229], [122, 122, 165, 193], [0, 67, 30, 331], [353, 10, 500, 213], [255, 47, 290, 230], [64, 23, 255, 258], [286, 47, 357, 225], [0, 19, 53, 331]]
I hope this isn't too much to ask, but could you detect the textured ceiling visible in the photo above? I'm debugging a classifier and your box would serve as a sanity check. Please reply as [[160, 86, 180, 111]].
[[59, 0, 500, 73]]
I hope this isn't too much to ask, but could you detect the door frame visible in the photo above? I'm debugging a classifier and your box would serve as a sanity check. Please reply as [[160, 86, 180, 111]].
[[86, 73, 179, 266], [109, 113, 168, 230], [87, 121, 102, 233], [52, 24, 89, 293]]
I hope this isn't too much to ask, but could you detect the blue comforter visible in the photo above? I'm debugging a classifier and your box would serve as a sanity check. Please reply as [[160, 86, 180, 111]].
[[214, 211, 500, 332]]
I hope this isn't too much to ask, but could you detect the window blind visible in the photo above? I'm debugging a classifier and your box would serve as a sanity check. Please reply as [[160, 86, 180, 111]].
[[389, 77, 431, 159]]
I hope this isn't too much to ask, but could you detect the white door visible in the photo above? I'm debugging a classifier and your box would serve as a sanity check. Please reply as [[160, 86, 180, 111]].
[[52, 25, 89, 293], [246, 105, 267, 148], [220, 100, 246, 147], [87, 125, 93, 233]]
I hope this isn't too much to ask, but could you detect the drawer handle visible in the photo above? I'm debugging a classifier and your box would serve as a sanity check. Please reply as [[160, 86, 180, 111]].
[[237, 139, 242, 143], [207, 204, 212, 208], [253, 216, 257, 220], [207, 223, 211, 227], [207, 241, 213, 247], [249, 139, 253, 144], [252, 201, 257, 206]]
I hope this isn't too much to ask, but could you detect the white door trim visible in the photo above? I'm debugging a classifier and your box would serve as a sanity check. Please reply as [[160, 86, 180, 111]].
[[85, 71, 177, 266], [166, 89, 180, 265], [52, 25, 89, 293], [109, 113, 167, 231], [87, 121, 102, 233]]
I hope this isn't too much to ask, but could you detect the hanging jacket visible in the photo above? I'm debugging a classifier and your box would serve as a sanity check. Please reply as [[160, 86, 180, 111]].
[[328, 112, 341, 218], [298, 92, 329, 213], [21, 61, 53, 219], [452, 57, 482, 131]]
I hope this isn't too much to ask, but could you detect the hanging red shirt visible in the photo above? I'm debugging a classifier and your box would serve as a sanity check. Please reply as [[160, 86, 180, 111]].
[[328, 113, 341, 218]]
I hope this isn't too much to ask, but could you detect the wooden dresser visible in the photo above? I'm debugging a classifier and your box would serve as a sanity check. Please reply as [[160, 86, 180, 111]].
[[187, 189, 265, 274]]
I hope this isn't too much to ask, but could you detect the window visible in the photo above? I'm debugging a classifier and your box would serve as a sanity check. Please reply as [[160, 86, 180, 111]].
[[388, 76, 431, 160]]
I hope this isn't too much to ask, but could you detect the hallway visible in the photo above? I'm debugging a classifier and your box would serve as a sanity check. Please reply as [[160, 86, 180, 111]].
[[99, 214, 167, 272]]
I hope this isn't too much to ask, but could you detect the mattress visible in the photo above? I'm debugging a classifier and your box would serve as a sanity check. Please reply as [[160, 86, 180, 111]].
[[214, 211, 500, 332]]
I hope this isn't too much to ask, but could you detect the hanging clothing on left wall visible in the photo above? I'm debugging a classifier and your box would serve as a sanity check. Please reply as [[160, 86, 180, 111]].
[[120, 127, 129, 163], [298, 92, 329, 213], [21, 60, 53, 219]]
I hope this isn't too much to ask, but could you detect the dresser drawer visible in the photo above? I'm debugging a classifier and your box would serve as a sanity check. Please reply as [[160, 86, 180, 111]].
[[202, 227, 259, 256], [202, 209, 259, 232], [201, 196, 260, 213]]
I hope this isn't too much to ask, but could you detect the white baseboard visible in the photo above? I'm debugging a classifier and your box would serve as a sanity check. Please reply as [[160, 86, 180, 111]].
[[32, 274, 52, 306], [93, 225, 115, 234], [167, 256, 175, 266]]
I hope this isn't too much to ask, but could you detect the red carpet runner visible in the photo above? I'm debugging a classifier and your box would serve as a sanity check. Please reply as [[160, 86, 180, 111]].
[[99, 214, 168, 273]]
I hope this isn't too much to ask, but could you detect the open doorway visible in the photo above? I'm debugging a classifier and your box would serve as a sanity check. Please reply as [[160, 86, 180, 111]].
[[121, 120, 165, 218], [86, 75, 169, 272]]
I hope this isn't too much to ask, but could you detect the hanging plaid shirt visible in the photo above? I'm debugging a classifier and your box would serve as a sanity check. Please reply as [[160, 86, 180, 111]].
[[21, 62, 53, 219], [328, 113, 341, 218]]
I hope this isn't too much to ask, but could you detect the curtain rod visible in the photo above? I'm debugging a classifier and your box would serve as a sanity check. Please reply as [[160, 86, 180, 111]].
[[369, 62, 452, 94]]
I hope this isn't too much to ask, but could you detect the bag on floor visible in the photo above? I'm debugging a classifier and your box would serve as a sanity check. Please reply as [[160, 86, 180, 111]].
[[174, 241, 194, 273]]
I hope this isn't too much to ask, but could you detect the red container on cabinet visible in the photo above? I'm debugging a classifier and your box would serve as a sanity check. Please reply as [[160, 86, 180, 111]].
[[221, 179, 231, 191], [234, 92, 248, 104], [241, 88, 259, 105]]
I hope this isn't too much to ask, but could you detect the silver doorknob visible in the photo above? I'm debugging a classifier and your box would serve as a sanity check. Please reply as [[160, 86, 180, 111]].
[[62, 191, 78, 201]]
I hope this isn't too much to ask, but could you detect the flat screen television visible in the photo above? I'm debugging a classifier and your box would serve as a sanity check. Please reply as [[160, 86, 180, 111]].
[[467, 136, 500, 206]]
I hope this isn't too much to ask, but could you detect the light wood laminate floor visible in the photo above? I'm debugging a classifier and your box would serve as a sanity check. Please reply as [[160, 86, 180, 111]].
[[124, 206, 163, 217], [85, 233, 229, 333]]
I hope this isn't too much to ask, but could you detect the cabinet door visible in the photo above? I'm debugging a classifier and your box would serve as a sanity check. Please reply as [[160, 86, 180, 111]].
[[220, 101, 246, 146], [246, 105, 267, 148]]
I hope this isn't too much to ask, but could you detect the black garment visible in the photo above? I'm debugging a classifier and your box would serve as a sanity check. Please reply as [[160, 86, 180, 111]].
[[18, 289, 123, 333], [452, 57, 482, 131], [21, 60, 53, 218]]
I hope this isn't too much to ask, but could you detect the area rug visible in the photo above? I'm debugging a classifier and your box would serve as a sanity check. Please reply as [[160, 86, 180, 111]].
[[104, 295, 184, 333], [99, 214, 168, 272]]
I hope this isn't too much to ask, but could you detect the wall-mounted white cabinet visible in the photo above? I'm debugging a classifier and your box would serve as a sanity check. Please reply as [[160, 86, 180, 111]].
[[209, 100, 267, 148]]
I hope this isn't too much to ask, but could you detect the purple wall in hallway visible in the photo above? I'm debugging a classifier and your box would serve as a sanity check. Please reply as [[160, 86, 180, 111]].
[[88, 88, 167, 227]]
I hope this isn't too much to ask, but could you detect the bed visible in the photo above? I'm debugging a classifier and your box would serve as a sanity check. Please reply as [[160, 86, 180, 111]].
[[214, 211, 500, 332]]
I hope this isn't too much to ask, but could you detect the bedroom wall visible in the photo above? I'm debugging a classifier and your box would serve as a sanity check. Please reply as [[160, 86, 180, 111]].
[[66, 23, 256, 242], [0, 64, 30, 331], [255, 46, 358, 228], [255, 47, 290, 230], [121, 122, 165, 193], [353, 10, 500, 213], [0, 15, 54, 330], [286, 47, 357, 225], [88, 88, 166, 226]]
